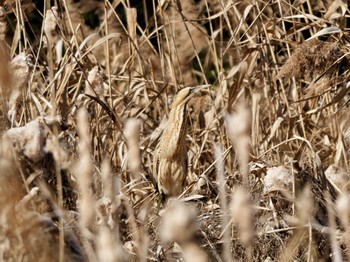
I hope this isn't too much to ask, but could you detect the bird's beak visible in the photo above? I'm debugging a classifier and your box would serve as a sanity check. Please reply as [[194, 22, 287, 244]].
[[188, 84, 211, 99]]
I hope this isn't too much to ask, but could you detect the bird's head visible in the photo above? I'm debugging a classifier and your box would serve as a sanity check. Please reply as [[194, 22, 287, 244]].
[[172, 85, 210, 108]]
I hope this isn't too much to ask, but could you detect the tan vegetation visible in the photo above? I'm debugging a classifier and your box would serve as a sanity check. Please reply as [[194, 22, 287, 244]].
[[0, 0, 350, 261]]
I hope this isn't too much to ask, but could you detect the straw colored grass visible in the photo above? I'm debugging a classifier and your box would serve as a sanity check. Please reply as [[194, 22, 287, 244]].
[[1, 0, 350, 261]]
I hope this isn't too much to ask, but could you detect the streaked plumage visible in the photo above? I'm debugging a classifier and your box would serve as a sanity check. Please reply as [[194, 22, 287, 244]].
[[153, 86, 207, 197]]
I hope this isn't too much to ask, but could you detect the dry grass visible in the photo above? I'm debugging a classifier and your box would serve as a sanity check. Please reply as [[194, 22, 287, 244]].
[[1, 0, 350, 261]]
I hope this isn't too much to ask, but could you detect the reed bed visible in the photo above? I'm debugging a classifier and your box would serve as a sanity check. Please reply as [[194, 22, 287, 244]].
[[0, 0, 350, 261]]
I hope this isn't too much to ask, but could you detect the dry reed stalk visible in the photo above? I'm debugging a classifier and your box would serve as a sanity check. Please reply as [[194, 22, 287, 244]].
[[7, 52, 33, 127], [62, 0, 97, 40], [125, 118, 141, 177], [324, 0, 347, 20], [120, 194, 149, 262], [0, 6, 10, 126], [126, 7, 137, 56], [44, 6, 62, 65], [44, 6, 60, 46], [75, 108, 97, 261], [325, 164, 350, 194], [160, 200, 208, 261], [101, 158, 117, 209], [230, 188, 254, 261], [0, 6, 6, 41], [214, 144, 233, 262], [0, 136, 22, 203], [1, 0, 35, 14], [96, 226, 128, 262], [160, 0, 207, 85], [92, 2, 129, 72], [96, 158, 127, 261], [279, 186, 316, 261], [225, 99, 255, 258], [326, 191, 342, 262], [225, 101, 251, 188], [336, 195, 350, 260], [76, 108, 95, 229], [251, 92, 260, 154], [125, 118, 146, 204], [85, 66, 105, 98]]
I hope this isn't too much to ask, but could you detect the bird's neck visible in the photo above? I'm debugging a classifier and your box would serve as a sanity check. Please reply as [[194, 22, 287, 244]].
[[167, 104, 188, 154]]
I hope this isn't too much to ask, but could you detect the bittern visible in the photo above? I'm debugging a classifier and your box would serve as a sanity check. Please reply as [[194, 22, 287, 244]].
[[153, 85, 208, 199]]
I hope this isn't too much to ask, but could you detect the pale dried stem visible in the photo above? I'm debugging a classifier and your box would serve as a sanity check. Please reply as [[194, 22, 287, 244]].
[[214, 144, 233, 262]]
